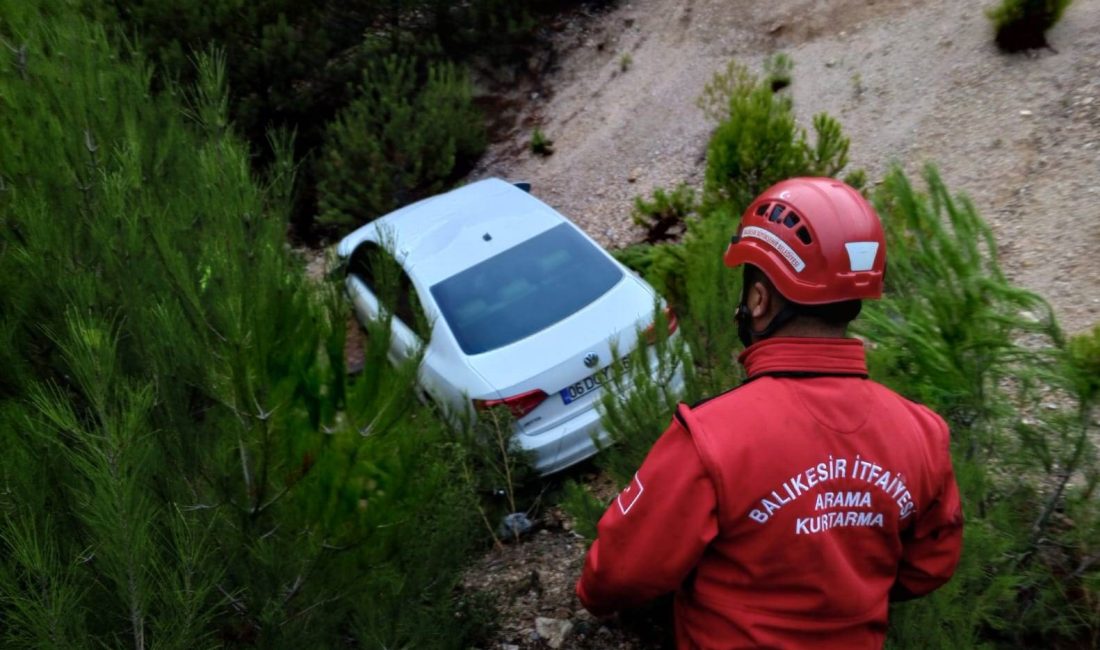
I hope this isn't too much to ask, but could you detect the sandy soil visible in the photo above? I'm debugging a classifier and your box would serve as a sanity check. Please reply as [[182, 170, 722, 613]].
[[471, 0, 1100, 334]]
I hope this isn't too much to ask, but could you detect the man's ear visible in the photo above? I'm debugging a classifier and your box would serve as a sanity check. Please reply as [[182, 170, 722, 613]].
[[748, 281, 770, 319]]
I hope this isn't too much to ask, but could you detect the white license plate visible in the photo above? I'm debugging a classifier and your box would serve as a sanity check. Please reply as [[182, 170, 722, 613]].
[[559, 357, 631, 405]]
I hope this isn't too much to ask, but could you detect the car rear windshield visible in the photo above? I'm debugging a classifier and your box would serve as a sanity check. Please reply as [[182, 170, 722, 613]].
[[430, 223, 624, 355]]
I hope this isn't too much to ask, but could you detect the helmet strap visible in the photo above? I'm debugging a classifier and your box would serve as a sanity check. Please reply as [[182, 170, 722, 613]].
[[736, 292, 801, 349]]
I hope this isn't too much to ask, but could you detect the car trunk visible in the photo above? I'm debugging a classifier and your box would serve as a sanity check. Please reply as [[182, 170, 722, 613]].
[[465, 275, 660, 435]]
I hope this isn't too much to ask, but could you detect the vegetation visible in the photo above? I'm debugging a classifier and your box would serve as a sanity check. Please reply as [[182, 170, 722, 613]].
[[315, 57, 485, 231], [987, 0, 1073, 51], [632, 183, 697, 243], [3, 1, 1098, 647], [0, 3, 491, 646], [530, 126, 555, 156], [583, 60, 1100, 647], [619, 52, 634, 72], [697, 61, 862, 213], [103, 0, 585, 238], [764, 52, 793, 92], [864, 167, 1097, 647]]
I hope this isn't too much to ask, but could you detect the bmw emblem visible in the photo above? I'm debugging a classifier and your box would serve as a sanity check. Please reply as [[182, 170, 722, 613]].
[[584, 352, 599, 368]]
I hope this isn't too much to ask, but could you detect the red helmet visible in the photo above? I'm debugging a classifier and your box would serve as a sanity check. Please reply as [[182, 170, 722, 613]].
[[724, 177, 885, 304]]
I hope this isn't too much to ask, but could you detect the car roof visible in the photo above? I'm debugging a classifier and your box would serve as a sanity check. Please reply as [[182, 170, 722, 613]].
[[337, 178, 569, 286]]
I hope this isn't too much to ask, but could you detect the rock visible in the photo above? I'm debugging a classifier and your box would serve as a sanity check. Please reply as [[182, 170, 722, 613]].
[[1019, 109, 1033, 116], [501, 645, 520, 650], [498, 512, 534, 541], [535, 617, 574, 649], [825, 59, 837, 68], [628, 167, 641, 182]]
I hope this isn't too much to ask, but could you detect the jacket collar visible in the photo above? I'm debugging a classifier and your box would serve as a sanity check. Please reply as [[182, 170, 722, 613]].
[[738, 337, 868, 380]]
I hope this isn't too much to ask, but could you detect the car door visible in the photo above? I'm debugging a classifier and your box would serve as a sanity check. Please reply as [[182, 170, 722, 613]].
[[346, 241, 426, 365]]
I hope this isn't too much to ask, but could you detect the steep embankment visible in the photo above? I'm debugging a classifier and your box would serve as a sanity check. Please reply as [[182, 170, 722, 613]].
[[473, 0, 1100, 333]]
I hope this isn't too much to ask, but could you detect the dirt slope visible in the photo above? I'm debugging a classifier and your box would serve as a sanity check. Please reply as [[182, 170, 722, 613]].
[[472, 0, 1100, 333]]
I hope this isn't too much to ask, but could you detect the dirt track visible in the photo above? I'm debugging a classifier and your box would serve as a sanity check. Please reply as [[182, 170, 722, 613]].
[[473, 0, 1100, 333]]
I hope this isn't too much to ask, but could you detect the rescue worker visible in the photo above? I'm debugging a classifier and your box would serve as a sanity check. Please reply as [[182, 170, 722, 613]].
[[576, 177, 963, 648]]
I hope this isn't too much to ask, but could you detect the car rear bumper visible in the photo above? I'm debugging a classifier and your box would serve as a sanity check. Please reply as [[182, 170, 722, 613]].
[[521, 365, 686, 475]]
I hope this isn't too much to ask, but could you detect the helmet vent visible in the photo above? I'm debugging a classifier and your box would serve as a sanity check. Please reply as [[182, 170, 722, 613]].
[[755, 203, 770, 217], [796, 226, 813, 245], [783, 212, 800, 228], [768, 205, 785, 223]]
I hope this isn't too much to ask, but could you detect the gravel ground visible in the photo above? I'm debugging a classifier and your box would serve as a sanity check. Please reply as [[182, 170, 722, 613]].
[[471, 0, 1100, 334]]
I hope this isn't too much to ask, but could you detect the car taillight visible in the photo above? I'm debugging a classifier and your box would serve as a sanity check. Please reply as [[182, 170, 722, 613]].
[[473, 389, 549, 419], [643, 306, 679, 345]]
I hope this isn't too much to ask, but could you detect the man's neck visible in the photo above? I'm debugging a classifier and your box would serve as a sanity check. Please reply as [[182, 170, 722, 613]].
[[768, 319, 848, 340]]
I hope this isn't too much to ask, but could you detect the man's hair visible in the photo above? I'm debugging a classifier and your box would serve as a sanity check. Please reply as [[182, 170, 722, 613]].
[[743, 264, 862, 326]]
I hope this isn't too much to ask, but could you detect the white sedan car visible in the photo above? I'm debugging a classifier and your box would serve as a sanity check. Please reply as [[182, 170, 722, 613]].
[[336, 178, 684, 474]]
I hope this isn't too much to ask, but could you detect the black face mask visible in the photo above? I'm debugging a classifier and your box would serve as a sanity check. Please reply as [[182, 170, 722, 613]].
[[736, 302, 754, 349]]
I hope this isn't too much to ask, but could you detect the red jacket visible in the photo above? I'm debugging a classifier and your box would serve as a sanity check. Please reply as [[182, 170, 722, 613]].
[[576, 337, 963, 649]]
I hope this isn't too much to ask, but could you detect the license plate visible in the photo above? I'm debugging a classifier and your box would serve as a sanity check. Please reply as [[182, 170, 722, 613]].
[[559, 357, 631, 405]]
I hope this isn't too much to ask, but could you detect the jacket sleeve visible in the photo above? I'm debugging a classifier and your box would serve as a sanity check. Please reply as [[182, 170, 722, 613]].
[[576, 413, 718, 616], [891, 417, 964, 601]]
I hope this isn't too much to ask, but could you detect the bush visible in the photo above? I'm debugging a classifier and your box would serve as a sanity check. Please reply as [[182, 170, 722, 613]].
[[105, 0, 572, 237], [597, 306, 696, 483], [598, 61, 865, 475], [0, 4, 489, 647], [697, 61, 861, 214], [987, 0, 1074, 51], [861, 166, 1098, 647], [632, 183, 697, 243], [315, 56, 485, 231], [764, 52, 793, 92], [560, 480, 605, 543], [530, 126, 555, 156]]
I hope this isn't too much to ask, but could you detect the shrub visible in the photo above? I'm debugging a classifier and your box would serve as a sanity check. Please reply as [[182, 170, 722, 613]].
[[0, 5, 489, 647], [861, 166, 1098, 647], [698, 61, 860, 213], [598, 61, 864, 476], [764, 52, 793, 91], [105, 0, 559, 238], [987, 0, 1074, 51], [620, 52, 634, 72], [530, 126, 555, 156], [455, 405, 538, 545], [315, 56, 485, 231], [560, 480, 605, 543], [1066, 324, 1100, 402], [632, 183, 697, 243], [597, 306, 697, 483]]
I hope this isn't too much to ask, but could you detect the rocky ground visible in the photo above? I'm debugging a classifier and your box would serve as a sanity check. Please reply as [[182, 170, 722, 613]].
[[460, 1, 1100, 648]]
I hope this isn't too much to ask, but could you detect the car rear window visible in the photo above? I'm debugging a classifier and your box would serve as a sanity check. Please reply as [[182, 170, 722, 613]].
[[430, 223, 624, 355]]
